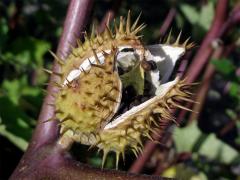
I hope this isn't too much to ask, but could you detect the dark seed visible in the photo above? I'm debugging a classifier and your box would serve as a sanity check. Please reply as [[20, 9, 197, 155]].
[[120, 48, 134, 52], [141, 60, 157, 71]]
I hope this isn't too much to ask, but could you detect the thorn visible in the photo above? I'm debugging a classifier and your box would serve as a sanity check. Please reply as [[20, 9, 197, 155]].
[[53, 81, 63, 88], [96, 35, 103, 45], [131, 148, 138, 157], [106, 12, 111, 28], [187, 82, 201, 86], [103, 96, 119, 103], [136, 138, 143, 148], [126, 10, 131, 34], [105, 26, 113, 39], [102, 149, 109, 169], [52, 71, 63, 77], [115, 151, 120, 169], [161, 101, 170, 111], [187, 42, 196, 49], [114, 19, 119, 34], [71, 51, 78, 57], [183, 90, 195, 96], [183, 37, 191, 47], [119, 16, 124, 34], [144, 133, 154, 141], [91, 63, 105, 69], [131, 24, 146, 35], [43, 68, 62, 77], [91, 48, 101, 65], [84, 31, 91, 47], [87, 104, 100, 112], [65, 78, 72, 88], [165, 29, 172, 44], [42, 117, 55, 123], [149, 116, 159, 127], [49, 50, 65, 65], [109, 86, 120, 93], [174, 31, 182, 46], [136, 35, 144, 39], [153, 140, 166, 146], [43, 68, 52, 74], [61, 115, 75, 123], [91, 23, 96, 39], [171, 117, 180, 126], [102, 50, 109, 57], [177, 96, 199, 104], [76, 39, 82, 47], [131, 12, 142, 31], [148, 127, 159, 136], [137, 146, 143, 154], [173, 102, 197, 113]]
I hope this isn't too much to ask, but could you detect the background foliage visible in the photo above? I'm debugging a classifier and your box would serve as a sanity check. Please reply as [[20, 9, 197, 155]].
[[0, 0, 240, 179]]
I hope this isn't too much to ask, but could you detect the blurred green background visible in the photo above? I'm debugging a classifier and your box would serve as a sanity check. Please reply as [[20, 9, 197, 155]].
[[0, 0, 240, 179]]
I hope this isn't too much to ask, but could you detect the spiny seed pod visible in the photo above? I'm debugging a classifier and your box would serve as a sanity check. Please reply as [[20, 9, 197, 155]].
[[46, 11, 196, 169], [56, 47, 122, 139]]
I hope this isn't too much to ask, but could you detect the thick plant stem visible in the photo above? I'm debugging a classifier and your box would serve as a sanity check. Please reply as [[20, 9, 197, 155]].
[[32, 0, 93, 151], [10, 0, 93, 178], [159, 8, 176, 38], [188, 47, 223, 122], [184, 0, 228, 84]]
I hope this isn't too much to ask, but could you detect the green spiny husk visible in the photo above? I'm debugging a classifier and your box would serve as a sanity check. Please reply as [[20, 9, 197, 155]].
[[50, 11, 196, 169], [56, 47, 122, 138]]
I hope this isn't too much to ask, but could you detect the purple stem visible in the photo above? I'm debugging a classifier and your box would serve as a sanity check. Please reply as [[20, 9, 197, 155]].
[[159, 8, 176, 37], [31, 0, 93, 151], [11, 0, 93, 177]]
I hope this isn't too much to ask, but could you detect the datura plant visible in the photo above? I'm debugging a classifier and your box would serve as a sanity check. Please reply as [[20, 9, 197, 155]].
[[45, 11, 196, 169]]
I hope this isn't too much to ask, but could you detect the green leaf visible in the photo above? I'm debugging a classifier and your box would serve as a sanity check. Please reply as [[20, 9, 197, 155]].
[[180, 4, 199, 25], [2, 79, 22, 104], [6, 37, 51, 67], [162, 163, 208, 180], [120, 63, 145, 95], [173, 122, 240, 164], [211, 59, 236, 75], [198, 2, 214, 30], [0, 97, 32, 151], [229, 82, 239, 97], [0, 123, 28, 151]]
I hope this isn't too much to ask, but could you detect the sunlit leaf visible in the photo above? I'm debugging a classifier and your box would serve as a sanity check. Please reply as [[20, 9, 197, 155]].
[[180, 4, 199, 25], [120, 63, 145, 95], [0, 97, 33, 151], [162, 163, 208, 180], [0, 124, 28, 151], [174, 122, 240, 164], [198, 2, 214, 30]]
